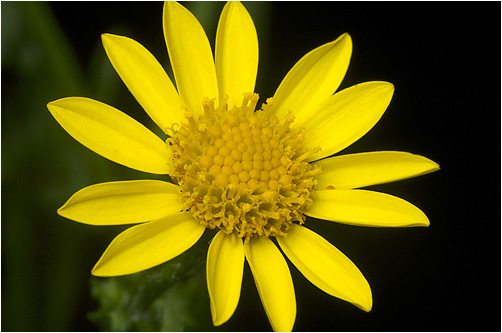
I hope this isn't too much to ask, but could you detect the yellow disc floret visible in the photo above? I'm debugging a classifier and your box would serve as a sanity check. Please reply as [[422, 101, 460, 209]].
[[167, 94, 321, 240]]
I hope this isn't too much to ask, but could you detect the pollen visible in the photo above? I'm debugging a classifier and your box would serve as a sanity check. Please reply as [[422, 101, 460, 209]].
[[167, 94, 321, 240]]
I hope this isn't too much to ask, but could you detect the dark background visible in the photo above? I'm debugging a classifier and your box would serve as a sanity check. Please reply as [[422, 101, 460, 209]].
[[2, 1, 500, 331]]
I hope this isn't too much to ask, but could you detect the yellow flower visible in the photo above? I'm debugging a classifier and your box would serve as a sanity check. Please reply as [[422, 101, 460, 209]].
[[47, 2, 439, 331]]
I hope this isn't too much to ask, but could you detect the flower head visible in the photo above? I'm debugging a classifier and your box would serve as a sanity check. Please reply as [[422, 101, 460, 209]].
[[48, 2, 439, 331]]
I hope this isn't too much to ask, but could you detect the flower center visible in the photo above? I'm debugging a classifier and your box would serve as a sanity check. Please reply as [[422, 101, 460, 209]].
[[167, 94, 320, 239]]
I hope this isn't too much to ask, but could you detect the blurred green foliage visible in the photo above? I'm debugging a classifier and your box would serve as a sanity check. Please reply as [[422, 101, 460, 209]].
[[2, 1, 118, 331], [2, 2, 98, 331]]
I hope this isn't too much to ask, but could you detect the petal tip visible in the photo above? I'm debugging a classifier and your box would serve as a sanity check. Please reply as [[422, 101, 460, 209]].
[[429, 160, 441, 172], [359, 299, 373, 313], [339, 32, 352, 43], [416, 206, 431, 227], [380, 81, 395, 91], [91, 265, 110, 278], [47, 98, 67, 115], [413, 211, 431, 227], [101, 33, 115, 45], [208, 295, 228, 327], [163, 0, 183, 14], [353, 279, 373, 312], [56, 205, 67, 217], [336, 32, 353, 52], [420, 217, 431, 227], [225, 1, 243, 9], [46, 102, 55, 112], [91, 261, 106, 277], [211, 313, 225, 327], [101, 33, 126, 51], [370, 81, 395, 101], [47, 99, 62, 110]]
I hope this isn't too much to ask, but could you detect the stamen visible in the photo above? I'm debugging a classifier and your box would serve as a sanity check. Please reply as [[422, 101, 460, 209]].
[[167, 94, 321, 239]]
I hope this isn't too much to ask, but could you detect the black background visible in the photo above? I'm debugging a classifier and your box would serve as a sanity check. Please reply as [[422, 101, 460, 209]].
[[4, 1, 501, 331]]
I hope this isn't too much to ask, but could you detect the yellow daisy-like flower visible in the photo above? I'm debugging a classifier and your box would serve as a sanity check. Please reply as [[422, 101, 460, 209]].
[[48, 2, 439, 331]]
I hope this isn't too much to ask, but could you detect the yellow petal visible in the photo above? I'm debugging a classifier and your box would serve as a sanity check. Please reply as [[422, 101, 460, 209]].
[[101, 33, 182, 133], [163, 1, 218, 114], [315, 151, 440, 190], [277, 224, 372, 312], [207, 231, 245, 326], [244, 236, 296, 332], [215, 1, 258, 108], [58, 180, 184, 225], [301, 81, 394, 161], [271, 33, 352, 120], [92, 212, 205, 277], [47, 97, 172, 174], [306, 189, 430, 227]]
